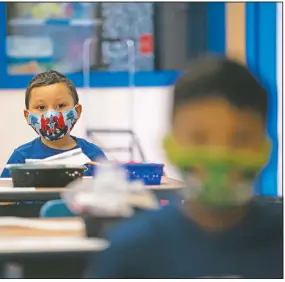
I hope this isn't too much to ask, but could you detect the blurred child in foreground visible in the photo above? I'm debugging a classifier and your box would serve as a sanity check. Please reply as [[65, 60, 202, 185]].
[[85, 56, 283, 278]]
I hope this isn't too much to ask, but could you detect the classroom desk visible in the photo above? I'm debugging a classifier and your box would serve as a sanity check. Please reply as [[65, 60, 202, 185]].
[[0, 217, 84, 238], [0, 177, 184, 203], [0, 217, 108, 255], [0, 176, 184, 189], [0, 217, 108, 278]]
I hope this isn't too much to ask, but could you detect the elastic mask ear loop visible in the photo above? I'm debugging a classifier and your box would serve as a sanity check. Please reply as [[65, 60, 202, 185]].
[[27, 110, 31, 125], [68, 104, 79, 133], [73, 104, 80, 117], [73, 104, 79, 118]]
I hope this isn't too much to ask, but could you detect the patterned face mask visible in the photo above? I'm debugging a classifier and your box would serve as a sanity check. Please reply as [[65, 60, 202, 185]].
[[28, 107, 78, 141], [163, 135, 271, 209]]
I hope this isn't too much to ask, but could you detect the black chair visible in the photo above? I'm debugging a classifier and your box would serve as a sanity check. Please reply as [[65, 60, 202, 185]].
[[86, 128, 146, 162]]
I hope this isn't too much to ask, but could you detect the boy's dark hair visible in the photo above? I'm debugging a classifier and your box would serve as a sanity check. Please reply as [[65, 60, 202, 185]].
[[173, 55, 268, 122], [25, 70, 79, 109]]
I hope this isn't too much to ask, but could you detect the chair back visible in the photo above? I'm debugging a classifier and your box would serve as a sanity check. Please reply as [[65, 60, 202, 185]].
[[40, 199, 76, 218]]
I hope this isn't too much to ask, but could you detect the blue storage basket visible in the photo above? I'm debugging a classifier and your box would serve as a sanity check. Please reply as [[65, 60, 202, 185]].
[[124, 163, 164, 185], [90, 163, 164, 186]]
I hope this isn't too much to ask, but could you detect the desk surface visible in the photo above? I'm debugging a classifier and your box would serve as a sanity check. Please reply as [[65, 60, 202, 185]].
[[0, 176, 184, 190], [0, 176, 184, 203], [0, 218, 84, 237], [0, 217, 108, 255]]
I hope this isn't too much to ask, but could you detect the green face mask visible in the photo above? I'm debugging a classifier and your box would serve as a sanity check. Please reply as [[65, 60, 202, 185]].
[[181, 165, 258, 209], [164, 135, 271, 209]]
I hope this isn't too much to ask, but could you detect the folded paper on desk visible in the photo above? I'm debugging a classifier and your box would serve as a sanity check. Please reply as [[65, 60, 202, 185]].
[[6, 149, 90, 170], [26, 148, 91, 165], [25, 148, 91, 166]]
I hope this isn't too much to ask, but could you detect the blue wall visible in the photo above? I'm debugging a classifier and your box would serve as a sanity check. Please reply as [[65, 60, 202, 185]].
[[246, 2, 278, 196], [207, 2, 225, 54]]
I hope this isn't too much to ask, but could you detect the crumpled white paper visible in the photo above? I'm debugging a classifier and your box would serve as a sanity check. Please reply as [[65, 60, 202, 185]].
[[62, 162, 159, 217]]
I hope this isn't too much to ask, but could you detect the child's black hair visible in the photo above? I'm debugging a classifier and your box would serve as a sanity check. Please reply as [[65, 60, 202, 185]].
[[173, 55, 268, 122], [25, 70, 79, 109]]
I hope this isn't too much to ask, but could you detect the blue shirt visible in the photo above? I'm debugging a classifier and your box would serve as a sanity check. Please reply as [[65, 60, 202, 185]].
[[85, 197, 283, 278], [1, 136, 106, 178]]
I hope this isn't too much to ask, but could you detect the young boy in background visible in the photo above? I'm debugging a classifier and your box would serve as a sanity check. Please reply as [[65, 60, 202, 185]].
[[1, 70, 106, 177], [85, 56, 283, 278]]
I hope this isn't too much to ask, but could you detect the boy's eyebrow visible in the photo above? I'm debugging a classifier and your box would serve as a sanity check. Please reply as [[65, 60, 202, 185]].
[[54, 96, 68, 101], [31, 99, 46, 104]]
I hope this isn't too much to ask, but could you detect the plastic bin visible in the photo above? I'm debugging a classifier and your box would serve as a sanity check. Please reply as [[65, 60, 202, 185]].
[[90, 163, 164, 186]]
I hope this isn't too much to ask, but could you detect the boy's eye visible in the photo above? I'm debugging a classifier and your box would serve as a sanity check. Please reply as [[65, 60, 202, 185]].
[[57, 103, 65, 109], [37, 105, 46, 111]]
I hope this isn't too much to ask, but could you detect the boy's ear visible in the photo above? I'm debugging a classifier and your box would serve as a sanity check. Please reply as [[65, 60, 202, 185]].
[[75, 104, 82, 119], [24, 109, 29, 124]]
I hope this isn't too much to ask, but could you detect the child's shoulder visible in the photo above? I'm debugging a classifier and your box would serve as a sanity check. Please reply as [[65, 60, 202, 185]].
[[74, 136, 102, 151], [73, 136, 106, 160], [14, 138, 41, 158]]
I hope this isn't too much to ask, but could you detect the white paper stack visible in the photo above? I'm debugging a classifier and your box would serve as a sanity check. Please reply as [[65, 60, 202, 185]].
[[5, 148, 91, 169]]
